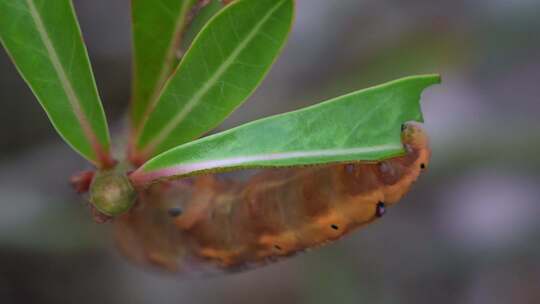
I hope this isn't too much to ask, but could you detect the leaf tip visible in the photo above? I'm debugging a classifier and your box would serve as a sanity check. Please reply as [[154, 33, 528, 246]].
[[422, 73, 442, 85]]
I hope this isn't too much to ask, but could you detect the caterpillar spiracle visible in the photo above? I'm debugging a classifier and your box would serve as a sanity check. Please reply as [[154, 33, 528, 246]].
[[114, 123, 431, 275]]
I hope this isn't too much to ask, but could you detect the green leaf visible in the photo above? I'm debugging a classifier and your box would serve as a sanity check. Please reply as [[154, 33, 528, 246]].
[[130, 0, 199, 128], [0, 0, 113, 167], [130, 75, 441, 186], [133, 0, 295, 161], [180, 0, 226, 51]]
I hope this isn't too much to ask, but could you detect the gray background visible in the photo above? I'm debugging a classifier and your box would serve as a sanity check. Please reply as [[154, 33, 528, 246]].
[[1, 0, 539, 303]]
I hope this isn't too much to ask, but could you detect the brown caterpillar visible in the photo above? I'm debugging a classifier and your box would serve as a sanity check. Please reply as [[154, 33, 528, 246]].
[[114, 123, 430, 275]]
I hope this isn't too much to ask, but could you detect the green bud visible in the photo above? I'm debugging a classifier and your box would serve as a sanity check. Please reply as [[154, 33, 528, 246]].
[[89, 170, 136, 217]]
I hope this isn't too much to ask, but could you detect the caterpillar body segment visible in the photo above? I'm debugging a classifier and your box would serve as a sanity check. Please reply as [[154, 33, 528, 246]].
[[114, 124, 430, 275]]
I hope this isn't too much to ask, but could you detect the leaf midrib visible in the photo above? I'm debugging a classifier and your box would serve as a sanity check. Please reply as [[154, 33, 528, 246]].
[[139, 0, 287, 155], [130, 143, 401, 186], [137, 0, 194, 129], [26, 0, 102, 161], [147, 144, 402, 173]]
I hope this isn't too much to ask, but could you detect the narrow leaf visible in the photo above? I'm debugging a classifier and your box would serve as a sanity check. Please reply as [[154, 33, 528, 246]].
[[130, 0, 199, 128], [180, 0, 225, 52], [0, 0, 113, 167], [130, 75, 441, 186], [133, 0, 294, 161], [182, 0, 224, 50]]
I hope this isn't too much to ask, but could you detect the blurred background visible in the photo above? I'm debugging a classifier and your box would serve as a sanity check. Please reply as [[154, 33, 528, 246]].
[[1, 0, 539, 303]]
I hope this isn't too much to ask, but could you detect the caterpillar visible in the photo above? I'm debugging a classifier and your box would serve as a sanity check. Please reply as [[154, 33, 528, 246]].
[[114, 123, 430, 275]]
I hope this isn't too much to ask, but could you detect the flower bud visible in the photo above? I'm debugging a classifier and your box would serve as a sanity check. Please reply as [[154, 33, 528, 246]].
[[89, 170, 136, 217]]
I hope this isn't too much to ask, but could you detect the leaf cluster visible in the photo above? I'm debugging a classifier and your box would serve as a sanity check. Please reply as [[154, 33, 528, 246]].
[[0, 0, 439, 187]]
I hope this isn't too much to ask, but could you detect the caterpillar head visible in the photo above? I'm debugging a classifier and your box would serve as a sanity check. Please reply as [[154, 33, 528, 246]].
[[402, 123, 429, 150], [402, 122, 430, 170]]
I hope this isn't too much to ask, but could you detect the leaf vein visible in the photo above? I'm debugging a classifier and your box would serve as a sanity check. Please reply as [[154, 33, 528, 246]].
[[142, 0, 287, 154]]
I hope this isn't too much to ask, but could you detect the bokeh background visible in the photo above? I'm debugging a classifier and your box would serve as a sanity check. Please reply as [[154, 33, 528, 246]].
[[1, 0, 539, 303]]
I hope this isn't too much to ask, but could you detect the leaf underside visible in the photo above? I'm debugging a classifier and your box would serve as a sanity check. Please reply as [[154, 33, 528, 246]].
[[132, 0, 295, 160], [0, 0, 112, 167], [130, 75, 441, 186]]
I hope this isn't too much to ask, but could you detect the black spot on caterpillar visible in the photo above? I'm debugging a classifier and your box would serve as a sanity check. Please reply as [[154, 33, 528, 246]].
[[376, 202, 386, 218], [167, 207, 183, 217], [114, 124, 431, 275]]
